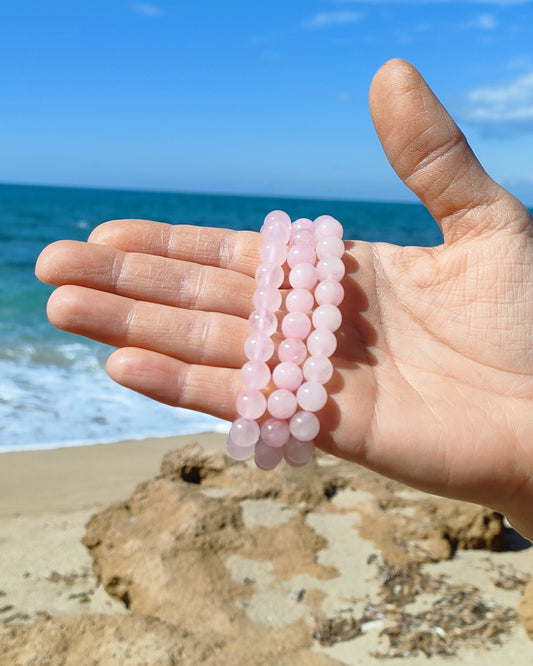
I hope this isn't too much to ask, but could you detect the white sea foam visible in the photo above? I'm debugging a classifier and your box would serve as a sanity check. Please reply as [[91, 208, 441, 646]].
[[0, 341, 229, 453]]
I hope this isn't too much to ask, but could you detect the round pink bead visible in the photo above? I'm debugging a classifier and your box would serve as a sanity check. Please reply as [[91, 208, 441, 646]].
[[248, 310, 277, 336], [262, 221, 291, 245], [260, 418, 291, 448], [263, 210, 291, 229], [316, 236, 344, 260], [291, 228, 315, 247], [253, 286, 282, 312], [317, 256, 345, 282], [303, 356, 333, 384], [244, 333, 275, 362], [292, 217, 314, 232], [284, 438, 315, 467], [237, 390, 267, 420], [272, 361, 303, 391], [267, 389, 298, 420], [286, 288, 314, 313], [312, 304, 342, 332], [281, 311, 311, 340], [255, 440, 284, 471], [260, 240, 287, 266], [314, 215, 343, 239], [315, 279, 344, 307], [241, 360, 271, 389], [230, 417, 260, 447], [290, 411, 320, 441], [296, 381, 328, 412], [287, 244, 316, 269], [278, 338, 307, 365], [289, 263, 318, 290], [255, 262, 284, 288], [226, 436, 255, 461], [307, 330, 337, 357]]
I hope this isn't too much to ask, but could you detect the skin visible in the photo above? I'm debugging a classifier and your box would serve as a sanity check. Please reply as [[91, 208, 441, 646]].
[[36, 59, 533, 538]]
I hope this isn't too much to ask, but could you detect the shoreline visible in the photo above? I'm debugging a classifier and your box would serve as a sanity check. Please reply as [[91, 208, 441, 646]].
[[0, 432, 228, 518], [0, 423, 231, 455]]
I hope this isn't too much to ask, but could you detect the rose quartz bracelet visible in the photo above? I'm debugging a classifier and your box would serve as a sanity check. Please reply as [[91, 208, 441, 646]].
[[255, 217, 317, 470], [287, 215, 345, 467], [226, 210, 344, 470], [226, 210, 290, 461]]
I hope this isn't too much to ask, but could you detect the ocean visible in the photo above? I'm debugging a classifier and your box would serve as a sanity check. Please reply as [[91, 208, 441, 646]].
[[0, 183, 443, 453]]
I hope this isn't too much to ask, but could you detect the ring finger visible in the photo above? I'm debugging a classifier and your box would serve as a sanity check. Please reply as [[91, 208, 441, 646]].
[[47, 285, 249, 368]]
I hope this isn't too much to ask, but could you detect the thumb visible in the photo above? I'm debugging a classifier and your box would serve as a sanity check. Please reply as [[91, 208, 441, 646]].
[[369, 59, 525, 243]]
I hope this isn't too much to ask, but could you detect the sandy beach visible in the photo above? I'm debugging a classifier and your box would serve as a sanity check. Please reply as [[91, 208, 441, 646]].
[[2, 433, 533, 665]]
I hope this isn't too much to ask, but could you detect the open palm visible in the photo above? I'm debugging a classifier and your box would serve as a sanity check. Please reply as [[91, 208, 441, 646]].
[[36, 60, 533, 536]]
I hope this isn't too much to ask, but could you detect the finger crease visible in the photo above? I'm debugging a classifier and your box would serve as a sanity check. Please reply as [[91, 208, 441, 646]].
[[405, 129, 467, 189], [219, 229, 239, 270], [123, 301, 138, 346], [111, 251, 127, 291], [189, 266, 210, 309]]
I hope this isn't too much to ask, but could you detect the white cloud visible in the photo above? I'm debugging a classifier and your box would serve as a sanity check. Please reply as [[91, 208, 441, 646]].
[[338, 91, 353, 102], [461, 71, 533, 132], [456, 12, 498, 29], [133, 3, 164, 17], [301, 11, 363, 30], [470, 13, 498, 28]]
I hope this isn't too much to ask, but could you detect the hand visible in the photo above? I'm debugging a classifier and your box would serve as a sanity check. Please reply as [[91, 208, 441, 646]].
[[36, 59, 533, 537]]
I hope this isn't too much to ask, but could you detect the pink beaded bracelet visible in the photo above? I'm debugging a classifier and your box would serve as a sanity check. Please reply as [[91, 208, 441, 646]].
[[226, 210, 290, 461], [226, 210, 344, 470]]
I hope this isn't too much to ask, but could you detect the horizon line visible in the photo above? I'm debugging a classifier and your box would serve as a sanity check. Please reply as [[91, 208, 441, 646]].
[[0, 180, 422, 207]]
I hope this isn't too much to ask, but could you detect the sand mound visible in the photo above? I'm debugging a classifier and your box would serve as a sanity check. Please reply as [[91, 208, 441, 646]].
[[3, 443, 531, 664], [0, 614, 189, 666]]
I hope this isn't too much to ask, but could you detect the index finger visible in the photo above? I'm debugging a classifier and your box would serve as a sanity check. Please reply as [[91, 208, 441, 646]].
[[89, 220, 261, 277]]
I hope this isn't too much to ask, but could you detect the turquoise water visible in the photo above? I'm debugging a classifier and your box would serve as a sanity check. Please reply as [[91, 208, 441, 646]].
[[0, 183, 441, 451]]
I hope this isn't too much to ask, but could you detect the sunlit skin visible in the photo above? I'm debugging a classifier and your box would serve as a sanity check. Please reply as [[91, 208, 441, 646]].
[[36, 60, 533, 538]]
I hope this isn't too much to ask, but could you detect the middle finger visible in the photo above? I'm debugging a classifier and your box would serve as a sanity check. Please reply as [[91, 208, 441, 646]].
[[38, 240, 256, 318]]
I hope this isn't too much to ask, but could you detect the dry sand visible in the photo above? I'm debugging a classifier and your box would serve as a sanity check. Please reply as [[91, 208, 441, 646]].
[[1, 433, 533, 665]]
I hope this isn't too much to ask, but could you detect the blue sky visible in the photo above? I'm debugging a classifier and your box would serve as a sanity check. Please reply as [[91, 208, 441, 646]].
[[1, 0, 533, 203]]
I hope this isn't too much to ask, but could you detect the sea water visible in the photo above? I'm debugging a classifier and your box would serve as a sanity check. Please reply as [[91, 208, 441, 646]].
[[0, 183, 442, 452]]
